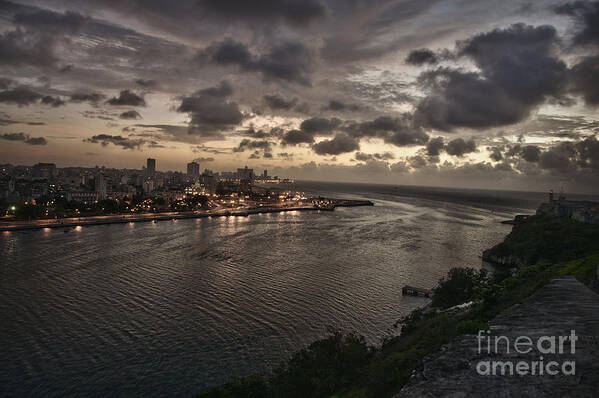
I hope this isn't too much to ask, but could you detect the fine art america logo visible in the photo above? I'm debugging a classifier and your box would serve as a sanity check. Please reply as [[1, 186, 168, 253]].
[[476, 330, 577, 376]]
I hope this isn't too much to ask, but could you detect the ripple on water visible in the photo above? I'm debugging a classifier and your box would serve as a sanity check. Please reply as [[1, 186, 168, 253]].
[[0, 187, 524, 397]]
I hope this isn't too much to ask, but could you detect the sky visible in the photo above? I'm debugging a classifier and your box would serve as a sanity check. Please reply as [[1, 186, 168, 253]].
[[0, 0, 598, 193]]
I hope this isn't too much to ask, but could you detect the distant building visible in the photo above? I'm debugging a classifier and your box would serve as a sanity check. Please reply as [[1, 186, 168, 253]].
[[0, 176, 15, 198], [537, 191, 599, 224], [237, 166, 254, 180], [187, 161, 200, 181], [33, 163, 57, 179], [95, 173, 107, 200], [143, 180, 154, 194], [220, 171, 237, 181], [67, 191, 98, 204], [146, 158, 156, 176], [199, 173, 216, 193]]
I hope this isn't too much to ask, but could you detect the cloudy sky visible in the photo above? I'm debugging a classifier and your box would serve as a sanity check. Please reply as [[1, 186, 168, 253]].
[[0, 0, 598, 193]]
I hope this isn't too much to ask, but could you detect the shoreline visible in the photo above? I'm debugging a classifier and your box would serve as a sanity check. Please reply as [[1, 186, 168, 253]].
[[0, 199, 374, 232]]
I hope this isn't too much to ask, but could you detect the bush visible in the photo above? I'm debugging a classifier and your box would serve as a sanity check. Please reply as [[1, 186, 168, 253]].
[[456, 319, 488, 335], [431, 268, 489, 309]]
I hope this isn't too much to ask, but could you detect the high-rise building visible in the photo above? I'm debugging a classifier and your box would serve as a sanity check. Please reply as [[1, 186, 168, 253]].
[[237, 166, 254, 180], [187, 161, 200, 181], [95, 173, 107, 200], [146, 158, 156, 176]]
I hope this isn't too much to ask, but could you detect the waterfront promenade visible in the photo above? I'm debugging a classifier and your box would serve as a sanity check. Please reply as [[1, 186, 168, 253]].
[[0, 200, 373, 231]]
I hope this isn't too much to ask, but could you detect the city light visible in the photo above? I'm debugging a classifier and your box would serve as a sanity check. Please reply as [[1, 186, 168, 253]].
[[0, 160, 373, 230]]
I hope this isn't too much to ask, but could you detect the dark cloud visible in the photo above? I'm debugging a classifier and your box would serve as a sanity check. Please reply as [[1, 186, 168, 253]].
[[426, 136, 445, 156], [347, 116, 429, 147], [406, 48, 438, 65], [0, 87, 42, 106], [488, 145, 504, 161], [0, 132, 47, 145], [533, 137, 599, 175], [119, 110, 142, 120], [0, 87, 65, 107], [576, 136, 599, 169], [445, 137, 477, 157], [41, 95, 66, 107], [409, 155, 428, 169], [323, 99, 361, 112], [320, 0, 439, 64], [233, 139, 273, 153], [24, 136, 47, 145], [135, 79, 157, 87], [134, 124, 212, 144], [313, 133, 359, 155], [521, 145, 542, 162], [263, 94, 298, 110], [177, 80, 244, 134], [0, 132, 28, 141], [300, 117, 342, 134], [0, 118, 19, 126], [193, 156, 215, 163], [281, 129, 315, 145], [555, 1, 599, 46], [415, 24, 568, 131], [196, 0, 326, 26], [240, 126, 274, 139], [106, 90, 146, 106], [569, 56, 599, 105], [83, 134, 154, 150], [13, 9, 87, 33], [0, 28, 55, 67], [70, 92, 106, 104], [493, 143, 542, 163], [202, 39, 315, 85], [0, 8, 87, 67], [355, 152, 394, 161], [0, 78, 13, 89], [539, 142, 577, 172]]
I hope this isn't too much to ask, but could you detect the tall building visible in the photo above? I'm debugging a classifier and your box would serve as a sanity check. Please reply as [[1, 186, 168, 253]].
[[146, 158, 156, 176], [95, 173, 107, 200], [237, 166, 254, 180], [187, 161, 200, 181]]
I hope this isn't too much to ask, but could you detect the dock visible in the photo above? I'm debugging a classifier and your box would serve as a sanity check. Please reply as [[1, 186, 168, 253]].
[[401, 285, 432, 298]]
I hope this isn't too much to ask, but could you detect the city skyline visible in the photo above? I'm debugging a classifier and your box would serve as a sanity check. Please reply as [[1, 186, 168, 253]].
[[1, 1, 599, 193]]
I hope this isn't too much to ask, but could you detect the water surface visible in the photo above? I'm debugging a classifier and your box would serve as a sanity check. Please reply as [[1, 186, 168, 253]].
[[1, 183, 553, 396]]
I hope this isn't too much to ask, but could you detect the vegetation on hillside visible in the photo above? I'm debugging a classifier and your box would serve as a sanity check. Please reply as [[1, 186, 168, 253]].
[[484, 214, 599, 266], [196, 216, 599, 398]]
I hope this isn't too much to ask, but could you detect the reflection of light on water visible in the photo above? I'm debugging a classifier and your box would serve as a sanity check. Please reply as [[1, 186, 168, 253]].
[[2, 230, 11, 236], [43, 227, 51, 235], [129, 222, 134, 226], [74, 226, 82, 231]]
